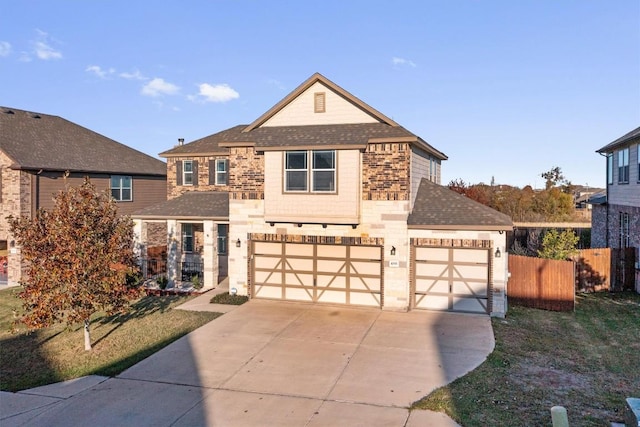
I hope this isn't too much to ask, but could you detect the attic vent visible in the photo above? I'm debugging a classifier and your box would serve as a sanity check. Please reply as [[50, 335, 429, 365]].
[[314, 92, 326, 113], [31, 114, 41, 119], [3, 109, 14, 114]]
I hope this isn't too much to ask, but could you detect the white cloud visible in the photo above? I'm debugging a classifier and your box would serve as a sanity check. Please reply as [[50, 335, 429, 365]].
[[141, 78, 180, 97], [392, 57, 416, 68], [0, 41, 11, 57], [119, 69, 147, 80], [32, 30, 62, 60], [189, 83, 239, 103], [86, 65, 115, 79]]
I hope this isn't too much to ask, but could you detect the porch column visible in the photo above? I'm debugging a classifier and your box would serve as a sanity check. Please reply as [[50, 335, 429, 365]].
[[203, 220, 218, 289], [132, 219, 148, 259], [167, 220, 179, 286]]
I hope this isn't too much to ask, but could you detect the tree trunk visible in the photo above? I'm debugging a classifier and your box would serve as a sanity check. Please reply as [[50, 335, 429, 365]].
[[84, 319, 92, 351]]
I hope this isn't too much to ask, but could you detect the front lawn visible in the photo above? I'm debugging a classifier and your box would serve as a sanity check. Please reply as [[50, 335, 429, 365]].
[[0, 287, 221, 392], [412, 292, 640, 426]]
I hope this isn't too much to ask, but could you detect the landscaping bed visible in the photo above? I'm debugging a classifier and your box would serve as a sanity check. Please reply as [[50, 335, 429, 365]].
[[412, 292, 640, 426], [0, 287, 221, 392]]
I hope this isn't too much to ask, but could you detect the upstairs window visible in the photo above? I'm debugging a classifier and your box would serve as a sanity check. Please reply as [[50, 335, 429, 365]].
[[110, 175, 132, 201], [607, 154, 613, 185], [215, 159, 228, 185], [618, 148, 629, 183], [285, 150, 336, 193], [314, 92, 326, 113], [183, 160, 194, 185]]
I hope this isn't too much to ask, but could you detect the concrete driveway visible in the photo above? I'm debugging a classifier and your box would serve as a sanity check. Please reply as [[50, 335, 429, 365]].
[[1, 299, 494, 426]]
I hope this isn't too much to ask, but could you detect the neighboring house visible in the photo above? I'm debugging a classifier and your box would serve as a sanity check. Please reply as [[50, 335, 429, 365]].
[[133, 73, 513, 316], [593, 126, 640, 291], [0, 107, 167, 287]]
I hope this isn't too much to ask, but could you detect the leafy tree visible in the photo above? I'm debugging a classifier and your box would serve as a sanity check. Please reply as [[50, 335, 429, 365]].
[[9, 178, 141, 350], [537, 229, 579, 260]]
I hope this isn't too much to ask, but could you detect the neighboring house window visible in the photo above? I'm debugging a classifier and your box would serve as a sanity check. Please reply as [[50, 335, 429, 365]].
[[182, 223, 194, 252], [217, 224, 228, 255], [183, 160, 194, 185], [429, 157, 437, 182], [285, 150, 336, 193], [314, 92, 326, 113], [618, 148, 629, 183], [620, 212, 630, 248], [637, 144, 639, 182], [110, 175, 132, 201], [215, 159, 228, 185], [607, 154, 613, 185]]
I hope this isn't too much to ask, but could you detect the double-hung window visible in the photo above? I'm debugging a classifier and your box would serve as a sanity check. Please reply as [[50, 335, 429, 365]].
[[110, 175, 132, 201], [619, 212, 630, 248], [183, 160, 194, 185], [618, 148, 629, 183], [215, 159, 228, 185], [285, 150, 335, 192], [607, 154, 613, 185]]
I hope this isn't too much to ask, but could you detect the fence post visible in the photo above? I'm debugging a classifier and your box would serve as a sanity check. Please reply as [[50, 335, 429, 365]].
[[551, 406, 569, 427]]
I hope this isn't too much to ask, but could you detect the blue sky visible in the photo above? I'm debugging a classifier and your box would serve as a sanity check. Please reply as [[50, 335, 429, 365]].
[[1, 1, 638, 189]]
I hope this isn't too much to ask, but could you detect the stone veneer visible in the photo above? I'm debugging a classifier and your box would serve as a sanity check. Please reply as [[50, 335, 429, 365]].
[[362, 143, 410, 200], [166, 156, 230, 200], [229, 147, 264, 200]]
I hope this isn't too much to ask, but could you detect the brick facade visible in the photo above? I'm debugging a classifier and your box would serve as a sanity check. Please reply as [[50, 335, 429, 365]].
[[229, 147, 264, 200], [362, 143, 410, 200], [167, 156, 230, 200]]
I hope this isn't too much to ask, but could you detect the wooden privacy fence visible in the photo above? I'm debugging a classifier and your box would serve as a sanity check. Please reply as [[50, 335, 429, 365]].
[[509, 248, 637, 312], [508, 255, 575, 311]]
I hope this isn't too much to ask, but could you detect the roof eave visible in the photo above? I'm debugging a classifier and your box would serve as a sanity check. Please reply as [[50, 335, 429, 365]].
[[132, 214, 230, 221], [161, 151, 229, 158], [408, 223, 514, 231]]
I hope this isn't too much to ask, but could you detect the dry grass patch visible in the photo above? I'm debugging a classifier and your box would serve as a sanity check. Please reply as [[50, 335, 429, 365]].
[[412, 292, 640, 426], [0, 287, 221, 392]]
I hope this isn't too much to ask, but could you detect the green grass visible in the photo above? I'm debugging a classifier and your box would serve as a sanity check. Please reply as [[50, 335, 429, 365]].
[[0, 287, 221, 392], [210, 293, 248, 305], [412, 292, 640, 427]]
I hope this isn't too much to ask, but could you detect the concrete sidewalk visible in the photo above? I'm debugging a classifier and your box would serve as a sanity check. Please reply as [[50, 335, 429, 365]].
[[1, 299, 493, 426]]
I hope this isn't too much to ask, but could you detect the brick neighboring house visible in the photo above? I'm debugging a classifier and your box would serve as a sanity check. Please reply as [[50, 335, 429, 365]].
[[0, 107, 167, 287], [593, 126, 640, 291], [133, 73, 513, 316]]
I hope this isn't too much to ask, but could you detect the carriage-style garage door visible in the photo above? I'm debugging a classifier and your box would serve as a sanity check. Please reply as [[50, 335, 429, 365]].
[[251, 241, 382, 307], [412, 246, 490, 314]]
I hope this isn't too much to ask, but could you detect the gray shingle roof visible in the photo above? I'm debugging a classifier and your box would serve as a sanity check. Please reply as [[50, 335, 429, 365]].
[[408, 179, 513, 230], [160, 123, 447, 160], [597, 126, 640, 153], [1, 107, 166, 176], [132, 191, 229, 219]]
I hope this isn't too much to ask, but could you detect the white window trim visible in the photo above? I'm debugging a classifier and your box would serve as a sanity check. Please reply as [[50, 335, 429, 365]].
[[284, 150, 336, 193], [110, 175, 132, 202], [183, 160, 194, 186], [215, 159, 228, 186]]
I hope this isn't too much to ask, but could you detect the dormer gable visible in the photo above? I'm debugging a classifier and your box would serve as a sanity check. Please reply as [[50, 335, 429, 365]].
[[244, 73, 400, 131]]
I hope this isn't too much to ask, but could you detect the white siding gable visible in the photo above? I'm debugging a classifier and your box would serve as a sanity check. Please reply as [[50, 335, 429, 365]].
[[262, 82, 380, 127]]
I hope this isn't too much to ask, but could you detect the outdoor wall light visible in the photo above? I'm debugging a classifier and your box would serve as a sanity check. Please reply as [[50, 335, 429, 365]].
[[230, 287, 237, 296], [236, 238, 241, 248], [495, 248, 501, 258], [390, 246, 396, 256]]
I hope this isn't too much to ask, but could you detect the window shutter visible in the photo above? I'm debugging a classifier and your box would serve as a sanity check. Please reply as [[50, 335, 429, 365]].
[[209, 160, 215, 185], [176, 161, 183, 186], [192, 160, 199, 186]]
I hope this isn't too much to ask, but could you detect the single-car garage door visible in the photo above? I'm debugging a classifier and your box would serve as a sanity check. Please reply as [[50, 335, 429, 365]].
[[251, 241, 382, 307], [412, 246, 490, 314]]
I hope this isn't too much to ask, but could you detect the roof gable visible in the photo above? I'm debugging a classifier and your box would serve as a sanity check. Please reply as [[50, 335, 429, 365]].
[[0, 107, 166, 176], [244, 73, 399, 132], [408, 179, 513, 231], [597, 126, 640, 153]]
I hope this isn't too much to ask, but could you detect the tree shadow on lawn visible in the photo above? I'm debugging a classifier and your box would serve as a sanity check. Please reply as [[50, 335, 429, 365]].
[[92, 294, 191, 347]]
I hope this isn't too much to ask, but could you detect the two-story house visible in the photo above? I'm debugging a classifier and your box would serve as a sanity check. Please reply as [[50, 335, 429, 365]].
[[133, 73, 513, 316], [593, 126, 640, 291], [0, 107, 167, 287]]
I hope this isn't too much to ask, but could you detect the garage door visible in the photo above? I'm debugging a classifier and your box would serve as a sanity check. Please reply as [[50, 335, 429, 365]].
[[413, 246, 489, 314], [251, 241, 382, 307]]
